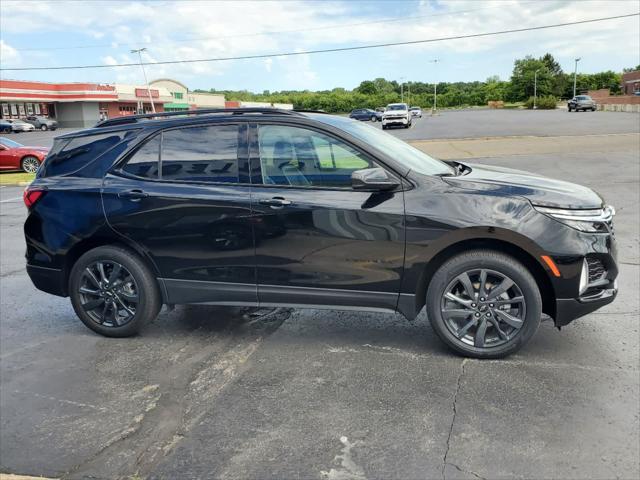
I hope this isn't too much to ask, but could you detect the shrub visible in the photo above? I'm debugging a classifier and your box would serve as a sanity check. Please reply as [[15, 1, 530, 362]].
[[525, 95, 557, 109]]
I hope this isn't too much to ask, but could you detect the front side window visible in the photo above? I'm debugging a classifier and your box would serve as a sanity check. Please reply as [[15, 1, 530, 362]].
[[161, 124, 241, 183], [258, 124, 372, 188]]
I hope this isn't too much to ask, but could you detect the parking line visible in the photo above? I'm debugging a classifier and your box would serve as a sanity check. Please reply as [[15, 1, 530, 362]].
[[0, 196, 22, 203]]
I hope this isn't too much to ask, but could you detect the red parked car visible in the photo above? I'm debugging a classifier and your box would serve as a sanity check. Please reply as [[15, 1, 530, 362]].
[[0, 137, 49, 173]]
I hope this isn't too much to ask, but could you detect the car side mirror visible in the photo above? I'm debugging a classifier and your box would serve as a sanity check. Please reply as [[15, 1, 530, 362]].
[[351, 167, 400, 191]]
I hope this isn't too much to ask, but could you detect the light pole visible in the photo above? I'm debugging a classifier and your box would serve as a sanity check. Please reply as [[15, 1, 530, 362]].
[[429, 59, 439, 115], [573, 57, 581, 98], [533, 69, 539, 109], [407, 81, 411, 106], [131, 48, 156, 113], [400, 77, 405, 103]]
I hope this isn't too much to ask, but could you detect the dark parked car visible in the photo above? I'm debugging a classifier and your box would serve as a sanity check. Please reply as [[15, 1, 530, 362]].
[[0, 120, 12, 133], [349, 108, 382, 122], [24, 109, 618, 358], [568, 95, 596, 112], [23, 115, 58, 131]]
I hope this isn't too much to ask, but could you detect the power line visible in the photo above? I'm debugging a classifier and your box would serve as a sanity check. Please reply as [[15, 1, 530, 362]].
[[1, 13, 637, 72], [9, 3, 531, 52]]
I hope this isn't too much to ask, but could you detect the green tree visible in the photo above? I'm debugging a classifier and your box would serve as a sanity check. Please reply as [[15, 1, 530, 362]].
[[509, 56, 554, 101]]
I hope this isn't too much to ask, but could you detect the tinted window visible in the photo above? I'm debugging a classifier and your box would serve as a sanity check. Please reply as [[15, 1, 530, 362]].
[[42, 131, 132, 177], [309, 114, 454, 176], [258, 125, 372, 188], [161, 125, 241, 183], [122, 134, 160, 179]]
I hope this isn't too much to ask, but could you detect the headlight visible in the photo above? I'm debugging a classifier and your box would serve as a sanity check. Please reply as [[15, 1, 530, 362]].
[[534, 205, 615, 233]]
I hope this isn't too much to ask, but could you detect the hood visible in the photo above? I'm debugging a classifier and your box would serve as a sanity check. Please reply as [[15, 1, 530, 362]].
[[384, 110, 408, 116], [443, 162, 603, 209]]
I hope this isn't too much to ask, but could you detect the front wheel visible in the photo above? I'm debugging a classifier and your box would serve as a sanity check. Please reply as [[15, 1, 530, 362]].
[[21, 156, 40, 173], [69, 245, 162, 337], [370, 115, 377, 122], [426, 250, 542, 358]]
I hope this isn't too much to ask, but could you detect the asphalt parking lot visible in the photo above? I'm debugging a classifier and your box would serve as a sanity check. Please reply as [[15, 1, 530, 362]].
[[1, 109, 639, 479]]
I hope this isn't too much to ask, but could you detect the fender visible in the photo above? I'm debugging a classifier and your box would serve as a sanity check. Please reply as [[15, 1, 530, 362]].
[[397, 226, 555, 320]]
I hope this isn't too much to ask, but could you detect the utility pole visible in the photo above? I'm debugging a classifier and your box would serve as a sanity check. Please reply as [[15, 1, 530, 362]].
[[534, 69, 539, 109], [400, 77, 405, 103], [407, 81, 411, 106], [131, 48, 156, 113], [573, 57, 581, 98]]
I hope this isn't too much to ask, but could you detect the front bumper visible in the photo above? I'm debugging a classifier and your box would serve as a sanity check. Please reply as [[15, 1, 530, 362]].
[[555, 282, 618, 326], [382, 116, 409, 126]]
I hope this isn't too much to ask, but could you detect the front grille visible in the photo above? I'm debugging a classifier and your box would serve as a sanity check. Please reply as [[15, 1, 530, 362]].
[[587, 257, 606, 283]]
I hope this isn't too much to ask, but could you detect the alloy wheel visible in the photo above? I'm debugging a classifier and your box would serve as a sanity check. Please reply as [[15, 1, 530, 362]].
[[78, 260, 139, 327], [440, 268, 526, 348], [21, 157, 40, 173]]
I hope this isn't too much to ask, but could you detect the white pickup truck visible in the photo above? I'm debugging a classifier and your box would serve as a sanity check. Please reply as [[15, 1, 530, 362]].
[[382, 103, 412, 129]]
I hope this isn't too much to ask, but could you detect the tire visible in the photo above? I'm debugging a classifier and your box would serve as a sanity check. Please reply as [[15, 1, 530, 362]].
[[370, 115, 377, 122], [426, 250, 542, 359], [69, 245, 162, 337], [21, 156, 40, 173], [40, 124, 48, 131], [382, 125, 387, 130]]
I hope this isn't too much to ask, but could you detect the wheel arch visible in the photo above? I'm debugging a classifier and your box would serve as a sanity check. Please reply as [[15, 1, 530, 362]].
[[410, 236, 556, 321], [62, 236, 162, 297]]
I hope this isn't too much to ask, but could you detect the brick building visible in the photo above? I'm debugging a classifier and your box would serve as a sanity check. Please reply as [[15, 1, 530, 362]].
[[621, 70, 640, 96]]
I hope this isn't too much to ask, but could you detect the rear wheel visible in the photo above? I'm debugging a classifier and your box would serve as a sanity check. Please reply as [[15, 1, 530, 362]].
[[370, 115, 377, 122], [69, 245, 162, 337], [426, 250, 542, 358], [40, 124, 48, 131], [21, 156, 40, 173]]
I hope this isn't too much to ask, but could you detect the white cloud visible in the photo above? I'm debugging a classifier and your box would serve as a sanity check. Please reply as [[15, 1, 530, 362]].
[[0, 40, 20, 65], [0, 0, 637, 86]]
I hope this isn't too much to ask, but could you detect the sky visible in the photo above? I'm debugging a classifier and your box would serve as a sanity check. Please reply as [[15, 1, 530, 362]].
[[1, 0, 639, 92]]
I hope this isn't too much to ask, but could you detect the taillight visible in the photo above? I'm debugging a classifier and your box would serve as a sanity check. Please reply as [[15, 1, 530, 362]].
[[23, 188, 45, 209]]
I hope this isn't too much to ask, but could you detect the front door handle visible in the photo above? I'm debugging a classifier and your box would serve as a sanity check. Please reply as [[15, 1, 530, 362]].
[[118, 189, 149, 201], [259, 197, 292, 208]]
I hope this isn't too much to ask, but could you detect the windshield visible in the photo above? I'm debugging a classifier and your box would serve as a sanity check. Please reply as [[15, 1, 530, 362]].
[[309, 114, 455, 176], [0, 138, 22, 148], [386, 104, 407, 111]]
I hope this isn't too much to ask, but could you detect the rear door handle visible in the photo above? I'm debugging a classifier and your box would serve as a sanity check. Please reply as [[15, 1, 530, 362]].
[[118, 189, 148, 201], [259, 197, 292, 208]]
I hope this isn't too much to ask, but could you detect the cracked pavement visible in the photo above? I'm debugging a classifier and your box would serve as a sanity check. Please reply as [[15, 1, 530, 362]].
[[1, 110, 638, 479]]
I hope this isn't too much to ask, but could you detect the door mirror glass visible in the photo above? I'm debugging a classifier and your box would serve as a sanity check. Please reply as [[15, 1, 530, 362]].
[[351, 167, 400, 191]]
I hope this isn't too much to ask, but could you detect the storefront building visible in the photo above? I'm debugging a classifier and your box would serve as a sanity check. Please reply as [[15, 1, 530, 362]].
[[100, 84, 173, 119], [1, 77, 292, 127], [0, 79, 118, 127], [149, 79, 226, 111]]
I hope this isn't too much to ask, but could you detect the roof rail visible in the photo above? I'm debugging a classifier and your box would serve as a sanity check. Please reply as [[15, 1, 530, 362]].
[[95, 107, 302, 128]]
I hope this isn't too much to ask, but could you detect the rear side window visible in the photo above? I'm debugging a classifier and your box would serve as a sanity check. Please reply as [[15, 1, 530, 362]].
[[161, 125, 240, 183], [121, 124, 243, 183], [42, 131, 130, 177], [122, 134, 160, 179]]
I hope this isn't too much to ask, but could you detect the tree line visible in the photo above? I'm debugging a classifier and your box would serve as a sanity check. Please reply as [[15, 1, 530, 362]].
[[195, 54, 638, 113]]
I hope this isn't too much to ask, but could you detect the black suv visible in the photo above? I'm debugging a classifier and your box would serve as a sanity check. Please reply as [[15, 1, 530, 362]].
[[24, 109, 618, 358]]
